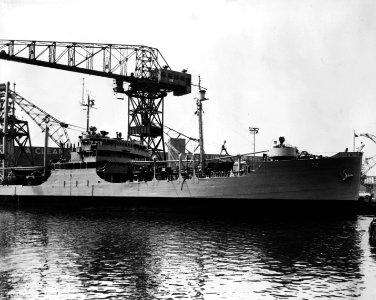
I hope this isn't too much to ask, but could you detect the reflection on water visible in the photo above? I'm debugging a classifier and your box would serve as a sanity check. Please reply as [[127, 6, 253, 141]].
[[1, 209, 376, 299]]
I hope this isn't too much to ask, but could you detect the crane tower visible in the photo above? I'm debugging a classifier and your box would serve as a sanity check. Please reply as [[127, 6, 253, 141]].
[[0, 82, 34, 167], [0, 39, 191, 160]]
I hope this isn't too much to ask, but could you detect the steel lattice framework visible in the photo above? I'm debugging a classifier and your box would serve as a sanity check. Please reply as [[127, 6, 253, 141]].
[[10, 90, 71, 148], [0, 83, 34, 166], [164, 124, 199, 156], [0, 39, 191, 160], [10, 118, 34, 166], [0, 40, 165, 82]]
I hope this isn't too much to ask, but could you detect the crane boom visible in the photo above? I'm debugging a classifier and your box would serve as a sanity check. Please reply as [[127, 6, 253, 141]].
[[360, 133, 376, 144], [358, 133, 376, 175], [363, 154, 376, 175], [9, 89, 71, 148], [0, 39, 192, 160], [0, 39, 190, 95], [164, 125, 199, 155]]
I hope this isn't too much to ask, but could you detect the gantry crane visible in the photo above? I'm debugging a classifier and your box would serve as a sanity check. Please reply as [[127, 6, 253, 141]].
[[0, 39, 191, 160]]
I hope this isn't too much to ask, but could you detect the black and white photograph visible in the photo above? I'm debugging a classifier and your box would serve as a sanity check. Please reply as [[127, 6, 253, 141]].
[[1, 0, 376, 299]]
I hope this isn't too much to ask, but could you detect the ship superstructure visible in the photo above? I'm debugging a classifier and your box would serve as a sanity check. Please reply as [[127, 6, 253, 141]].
[[56, 127, 151, 183]]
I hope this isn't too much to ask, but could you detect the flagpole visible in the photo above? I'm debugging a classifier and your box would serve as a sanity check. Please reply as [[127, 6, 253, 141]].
[[353, 130, 356, 152]]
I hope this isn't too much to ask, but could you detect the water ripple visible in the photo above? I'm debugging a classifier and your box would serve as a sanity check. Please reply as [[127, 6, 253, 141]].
[[1, 210, 376, 299]]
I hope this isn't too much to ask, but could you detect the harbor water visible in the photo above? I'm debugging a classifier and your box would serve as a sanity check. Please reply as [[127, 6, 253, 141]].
[[1, 208, 376, 299]]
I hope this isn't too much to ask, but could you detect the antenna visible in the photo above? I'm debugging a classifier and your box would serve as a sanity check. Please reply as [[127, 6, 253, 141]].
[[81, 78, 85, 105], [80, 79, 96, 132]]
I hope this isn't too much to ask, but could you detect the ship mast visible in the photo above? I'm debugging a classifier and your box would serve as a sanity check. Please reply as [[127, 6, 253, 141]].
[[249, 127, 259, 170], [80, 79, 95, 132], [196, 76, 208, 175]]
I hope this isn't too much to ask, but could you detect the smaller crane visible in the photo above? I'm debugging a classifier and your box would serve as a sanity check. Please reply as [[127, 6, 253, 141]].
[[164, 125, 199, 157], [1, 82, 81, 149], [359, 133, 376, 175], [10, 89, 72, 148], [360, 133, 376, 144], [363, 154, 376, 175]]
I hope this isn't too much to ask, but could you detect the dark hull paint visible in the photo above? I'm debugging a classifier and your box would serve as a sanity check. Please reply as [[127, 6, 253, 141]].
[[1, 196, 374, 217]]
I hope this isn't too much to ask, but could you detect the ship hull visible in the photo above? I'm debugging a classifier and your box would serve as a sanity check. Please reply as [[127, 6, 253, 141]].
[[0, 152, 363, 212], [0, 196, 367, 217]]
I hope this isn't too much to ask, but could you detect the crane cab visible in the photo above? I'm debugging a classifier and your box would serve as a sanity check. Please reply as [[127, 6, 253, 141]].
[[152, 69, 191, 96]]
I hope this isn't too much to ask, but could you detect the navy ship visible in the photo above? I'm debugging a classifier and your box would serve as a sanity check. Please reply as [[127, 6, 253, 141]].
[[0, 127, 363, 212]]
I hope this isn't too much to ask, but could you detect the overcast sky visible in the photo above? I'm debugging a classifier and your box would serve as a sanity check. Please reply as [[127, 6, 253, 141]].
[[1, 0, 376, 170]]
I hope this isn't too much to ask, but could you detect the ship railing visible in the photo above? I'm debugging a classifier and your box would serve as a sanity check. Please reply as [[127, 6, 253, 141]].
[[132, 157, 250, 180], [133, 154, 266, 179], [210, 171, 232, 178], [52, 161, 96, 170], [49, 156, 254, 182]]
